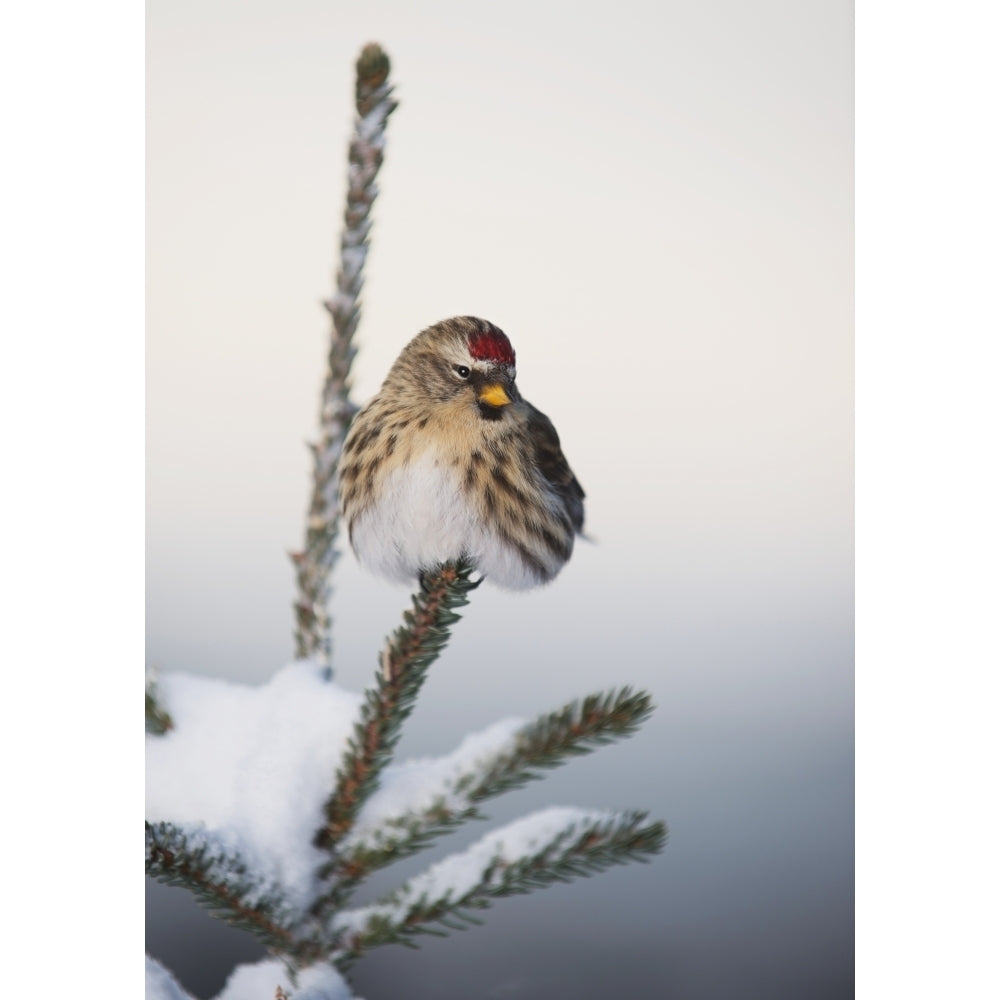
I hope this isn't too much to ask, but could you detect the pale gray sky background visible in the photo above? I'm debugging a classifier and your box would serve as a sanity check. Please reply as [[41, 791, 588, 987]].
[[147, 1, 853, 996]]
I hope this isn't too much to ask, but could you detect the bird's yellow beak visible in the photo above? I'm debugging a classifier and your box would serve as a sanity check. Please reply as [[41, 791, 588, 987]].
[[478, 383, 512, 408]]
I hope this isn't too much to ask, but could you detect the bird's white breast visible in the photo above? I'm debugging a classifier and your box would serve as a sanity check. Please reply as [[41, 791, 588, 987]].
[[350, 448, 474, 584], [349, 446, 547, 589]]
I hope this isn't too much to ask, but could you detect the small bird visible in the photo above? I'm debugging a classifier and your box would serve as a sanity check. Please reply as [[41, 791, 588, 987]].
[[338, 316, 585, 589]]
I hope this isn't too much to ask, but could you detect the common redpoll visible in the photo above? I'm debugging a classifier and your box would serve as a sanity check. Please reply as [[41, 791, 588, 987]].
[[338, 316, 585, 589]]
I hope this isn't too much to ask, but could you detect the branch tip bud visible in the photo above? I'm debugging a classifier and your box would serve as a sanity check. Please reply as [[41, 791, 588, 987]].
[[356, 43, 390, 92]]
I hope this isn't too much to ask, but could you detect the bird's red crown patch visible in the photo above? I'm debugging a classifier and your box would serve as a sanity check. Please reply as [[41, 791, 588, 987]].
[[468, 328, 516, 366]]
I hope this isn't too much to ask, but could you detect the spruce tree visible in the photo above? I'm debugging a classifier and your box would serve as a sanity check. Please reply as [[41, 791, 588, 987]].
[[146, 44, 666, 1000]]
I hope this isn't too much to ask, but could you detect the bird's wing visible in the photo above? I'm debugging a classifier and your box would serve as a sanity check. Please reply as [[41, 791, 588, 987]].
[[524, 402, 586, 534]]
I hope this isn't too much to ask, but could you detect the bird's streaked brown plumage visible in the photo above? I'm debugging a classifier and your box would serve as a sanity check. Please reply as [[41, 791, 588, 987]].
[[339, 316, 584, 589]]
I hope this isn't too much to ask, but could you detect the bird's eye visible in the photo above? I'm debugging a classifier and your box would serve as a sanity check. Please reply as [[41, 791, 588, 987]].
[[453, 365, 471, 379]]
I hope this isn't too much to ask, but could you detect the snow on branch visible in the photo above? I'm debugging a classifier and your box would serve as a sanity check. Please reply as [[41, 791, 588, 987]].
[[146, 956, 195, 1000], [330, 807, 667, 966], [145, 661, 363, 911], [332, 688, 655, 887], [146, 821, 300, 952], [291, 42, 398, 669], [145, 955, 357, 1000], [213, 959, 355, 1000]]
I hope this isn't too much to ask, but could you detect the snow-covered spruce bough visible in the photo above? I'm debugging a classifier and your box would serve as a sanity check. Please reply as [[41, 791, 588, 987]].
[[146, 562, 665, 997]]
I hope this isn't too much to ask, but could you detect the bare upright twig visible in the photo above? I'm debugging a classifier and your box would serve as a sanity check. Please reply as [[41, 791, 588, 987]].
[[291, 43, 398, 668]]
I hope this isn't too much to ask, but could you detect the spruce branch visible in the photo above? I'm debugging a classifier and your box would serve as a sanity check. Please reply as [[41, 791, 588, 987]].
[[331, 808, 667, 966], [145, 669, 174, 735], [457, 686, 655, 800], [145, 821, 302, 952], [312, 560, 479, 876], [333, 688, 655, 888], [290, 42, 398, 669]]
